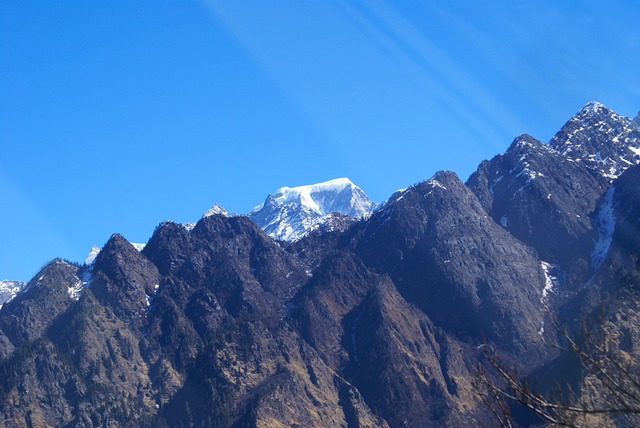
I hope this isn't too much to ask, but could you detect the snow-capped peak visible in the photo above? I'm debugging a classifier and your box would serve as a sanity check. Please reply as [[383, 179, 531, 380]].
[[0, 280, 26, 308], [85, 246, 101, 265], [549, 102, 640, 180], [581, 101, 608, 115], [203, 203, 231, 218], [249, 177, 377, 241]]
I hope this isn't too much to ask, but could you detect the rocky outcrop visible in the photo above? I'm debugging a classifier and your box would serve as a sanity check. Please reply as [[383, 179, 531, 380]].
[[353, 171, 546, 360], [467, 134, 608, 264]]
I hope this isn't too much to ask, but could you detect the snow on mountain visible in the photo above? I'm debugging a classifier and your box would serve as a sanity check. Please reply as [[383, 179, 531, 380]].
[[591, 185, 616, 271], [549, 101, 640, 180], [85, 246, 101, 265], [249, 178, 377, 241], [0, 280, 26, 309], [203, 203, 231, 218]]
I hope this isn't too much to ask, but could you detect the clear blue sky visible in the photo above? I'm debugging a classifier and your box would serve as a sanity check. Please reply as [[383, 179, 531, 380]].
[[1, 0, 639, 281]]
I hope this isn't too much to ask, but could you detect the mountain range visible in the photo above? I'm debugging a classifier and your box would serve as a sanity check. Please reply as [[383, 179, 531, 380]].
[[0, 102, 639, 427]]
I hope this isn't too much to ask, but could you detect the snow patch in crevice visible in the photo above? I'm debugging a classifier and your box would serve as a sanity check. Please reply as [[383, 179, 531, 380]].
[[540, 262, 557, 302], [182, 222, 196, 232], [69, 266, 93, 301], [68, 280, 84, 301], [591, 185, 616, 271], [146, 284, 160, 309], [426, 178, 447, 191], [538, 261, 559, 336]]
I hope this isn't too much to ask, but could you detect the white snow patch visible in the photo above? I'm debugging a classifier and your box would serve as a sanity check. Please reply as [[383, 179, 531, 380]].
[[629, 146, 640, 156], [132, 242, 146, 252], [182, 222, 196, 231], [591, 186, 616, 270], [85, 246, 101, 265], [499, 215, 508, 228], [146, 285, 160, 308], [67, 267, 93, 301], [540, 262, 556, 301], [538, 261, 559, 336], [203, 203, 231, 218], [0, 280, 26, 308], [427, 178, 447, 191], [68, 280, 84, 301]]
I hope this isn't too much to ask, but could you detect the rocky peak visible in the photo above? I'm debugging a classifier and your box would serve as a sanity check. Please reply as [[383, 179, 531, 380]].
[[549, 102, 640, 179], [354, 171, 547, 358], [467, 132, 608, 264], [90, 233, 160, 324], [0, 259, 79, 345]]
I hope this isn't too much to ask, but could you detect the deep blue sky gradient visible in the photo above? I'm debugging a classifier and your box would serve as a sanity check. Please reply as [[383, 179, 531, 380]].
[[2, 0, 639, 280]]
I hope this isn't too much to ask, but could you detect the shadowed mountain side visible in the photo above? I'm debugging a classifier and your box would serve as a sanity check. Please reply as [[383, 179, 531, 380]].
[[352, 171, 546, 362]]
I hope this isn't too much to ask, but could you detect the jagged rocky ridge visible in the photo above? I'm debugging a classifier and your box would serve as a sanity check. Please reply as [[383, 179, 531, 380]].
[[0, 102, 639, 427]]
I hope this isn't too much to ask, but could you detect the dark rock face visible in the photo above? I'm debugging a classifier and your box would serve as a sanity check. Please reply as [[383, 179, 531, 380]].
[[91, 233, 161, 327], [0, 102, 639, 427], [591, 163, 640, 290], [467, 134, 608, 264], [354, 171, 546, 359], [0, 259, 77, 345]]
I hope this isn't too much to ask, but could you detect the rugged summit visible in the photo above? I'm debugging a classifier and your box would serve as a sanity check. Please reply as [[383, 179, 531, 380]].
[[249, 177, 376, 241], [549, 101, 640, 179], [467, 134, 608, 264], [1, 102, 640, 427]]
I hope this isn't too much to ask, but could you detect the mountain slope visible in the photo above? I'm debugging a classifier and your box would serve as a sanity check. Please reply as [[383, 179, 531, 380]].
[[352, 171, 547, 360]]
